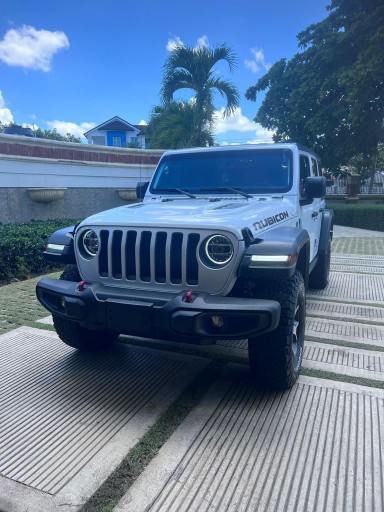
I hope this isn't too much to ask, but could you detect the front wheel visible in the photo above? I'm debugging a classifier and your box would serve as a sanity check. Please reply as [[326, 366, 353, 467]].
[[52, 264, 119, 351], [248, 270, 305, 389], [53, 315, 118, 351]]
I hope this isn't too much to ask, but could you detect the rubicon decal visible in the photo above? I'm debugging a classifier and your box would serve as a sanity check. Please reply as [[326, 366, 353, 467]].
[[253, 211, 289, 230]]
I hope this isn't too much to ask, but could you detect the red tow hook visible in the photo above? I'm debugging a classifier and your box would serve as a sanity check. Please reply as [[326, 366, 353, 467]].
[[77, 280, 87, 292], [185, 290, 193, 303]]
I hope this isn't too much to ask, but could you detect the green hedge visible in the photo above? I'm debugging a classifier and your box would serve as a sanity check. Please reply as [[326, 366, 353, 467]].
[[326, 202, 384, 232], [0, 219, 79, 281]]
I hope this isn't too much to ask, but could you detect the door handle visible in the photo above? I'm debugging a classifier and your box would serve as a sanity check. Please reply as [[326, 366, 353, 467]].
[[312, 211, 319, 218]]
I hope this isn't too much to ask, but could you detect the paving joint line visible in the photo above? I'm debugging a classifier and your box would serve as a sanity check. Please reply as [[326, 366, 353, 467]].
[[306, 313, 384, 327]]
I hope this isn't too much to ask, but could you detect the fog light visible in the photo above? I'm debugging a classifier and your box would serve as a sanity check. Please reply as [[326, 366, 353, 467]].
[[59, 296, 66, 309], [210, 315, 224, 328]]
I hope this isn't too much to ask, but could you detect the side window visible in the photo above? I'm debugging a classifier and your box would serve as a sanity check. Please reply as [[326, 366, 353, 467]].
[[299, 155, 310, 198], [311, 158, 318, 176], [317, 161, 322, 176]]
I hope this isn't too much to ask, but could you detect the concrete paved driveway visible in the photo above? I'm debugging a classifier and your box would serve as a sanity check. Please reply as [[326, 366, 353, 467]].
[[0, 226, 383, 512]]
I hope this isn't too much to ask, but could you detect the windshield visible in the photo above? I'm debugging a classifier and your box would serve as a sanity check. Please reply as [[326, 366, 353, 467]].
[[150, 149, 293, 195]]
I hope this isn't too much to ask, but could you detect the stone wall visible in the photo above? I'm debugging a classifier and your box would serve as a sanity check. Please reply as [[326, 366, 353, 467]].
[[0, 188, 139, 224]]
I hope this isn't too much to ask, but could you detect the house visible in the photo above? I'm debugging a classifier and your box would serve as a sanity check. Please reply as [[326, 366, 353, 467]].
[[84, 116, 148, 148]]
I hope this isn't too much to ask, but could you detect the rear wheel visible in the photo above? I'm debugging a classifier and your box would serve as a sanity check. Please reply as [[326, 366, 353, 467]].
[[248, 270, 305, 389], [309, 238, 331, 289], [52, 265, 118, 351]]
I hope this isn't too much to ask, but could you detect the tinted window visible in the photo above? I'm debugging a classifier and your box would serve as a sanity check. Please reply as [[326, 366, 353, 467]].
[[150, 149, 293, 195], [299, 155, 311, 198], [311, 158, 318, 176]]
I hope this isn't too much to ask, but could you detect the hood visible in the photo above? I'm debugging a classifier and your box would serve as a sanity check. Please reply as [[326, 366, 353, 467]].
[[79, 197, 298, 238]]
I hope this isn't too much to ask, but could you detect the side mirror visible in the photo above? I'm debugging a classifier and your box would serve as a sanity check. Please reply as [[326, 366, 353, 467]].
[[136, 181, 149, 200], [305, 176, 326, 199]]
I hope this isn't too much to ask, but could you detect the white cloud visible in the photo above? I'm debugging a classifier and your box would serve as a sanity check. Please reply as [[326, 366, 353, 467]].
[[196, 35, 209, 48], [166, 36, 184, 52], [138, 119, 147, 125], [244, 48, 271, 74], [245, 126, 275, 144], [0, 25, 69, 72], [0, 90, 14, 124], [46, 120, 96, 139], [244, 60, 259, 74], [214, 108, 258, 134], [213, 108, 274, 143], [166, 34, 210, 52]]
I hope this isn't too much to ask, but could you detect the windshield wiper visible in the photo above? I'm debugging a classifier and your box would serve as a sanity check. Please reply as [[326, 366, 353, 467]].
[[199, 187, 253, 199], [158, 188, 197, 198]]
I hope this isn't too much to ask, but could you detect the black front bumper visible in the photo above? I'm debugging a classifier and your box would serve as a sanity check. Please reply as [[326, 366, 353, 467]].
[[36, 278, 281, 341]]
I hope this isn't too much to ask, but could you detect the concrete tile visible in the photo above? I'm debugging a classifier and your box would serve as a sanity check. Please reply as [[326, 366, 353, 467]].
[[333, 225, 384, 238], [307, 299, 384, 324], [331, 264, 384, 274], [0, 327, 208, 512], [304, 341, 384, 381], [308, 271, 384, 303], [306, 317, 384, 347], [36, 315, 53, 325], [115, 365, 384, 512]]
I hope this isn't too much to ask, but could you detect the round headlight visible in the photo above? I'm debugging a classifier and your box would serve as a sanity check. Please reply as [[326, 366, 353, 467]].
[[205, 235, 233, 266], [82, 229, 99, 257]]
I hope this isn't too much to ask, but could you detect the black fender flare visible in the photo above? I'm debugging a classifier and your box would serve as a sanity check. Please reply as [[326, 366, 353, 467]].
[[318, 209, 334, 256], [43, 226, 77, 264], [238, 226, 311, 286]]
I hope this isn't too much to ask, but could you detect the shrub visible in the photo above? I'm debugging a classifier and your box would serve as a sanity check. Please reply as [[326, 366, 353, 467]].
[[0, 219, 79, 281], [326, 202, 384, 232]]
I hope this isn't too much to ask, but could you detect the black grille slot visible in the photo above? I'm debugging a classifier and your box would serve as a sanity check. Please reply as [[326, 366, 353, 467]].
[[155, 232, 167, 283], [170, 232, 183, 284], [140, 231, 152, 282], [99, 230, 109, 276], [111, 230, 123, 278], [186, 233, 200, 285], [125, 230, 137, 280]]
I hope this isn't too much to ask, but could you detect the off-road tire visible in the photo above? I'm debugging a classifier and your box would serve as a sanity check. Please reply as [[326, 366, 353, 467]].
[[52, 264, 118, 351], [248, 270, 305, 389], [309, 238, 331, 289], [60, 264, 81, 283]]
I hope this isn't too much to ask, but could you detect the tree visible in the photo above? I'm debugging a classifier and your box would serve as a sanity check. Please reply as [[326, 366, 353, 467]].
[[34, 127, 81, 143], [161, 44, 239, 147], [147, 101, 215, 149], [0, 122, 81, 143], [124, 141, 142, 149], [245, 0, 384, 171]]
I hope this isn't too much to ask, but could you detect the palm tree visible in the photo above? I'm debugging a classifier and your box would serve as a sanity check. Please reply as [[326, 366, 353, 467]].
[[147, 101, 215, 149], [161, 44, 239, 146]]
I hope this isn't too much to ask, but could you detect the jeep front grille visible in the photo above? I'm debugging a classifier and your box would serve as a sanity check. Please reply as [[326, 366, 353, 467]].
[[98, 229, 200, 286]]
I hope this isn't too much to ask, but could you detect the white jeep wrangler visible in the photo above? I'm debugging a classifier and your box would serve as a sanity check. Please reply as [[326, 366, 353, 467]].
[[37, 143, 333, 389]]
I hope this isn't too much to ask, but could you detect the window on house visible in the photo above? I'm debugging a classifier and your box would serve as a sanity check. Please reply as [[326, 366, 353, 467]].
[[112, 137, 122, 147], [92, 136, 105, 146]]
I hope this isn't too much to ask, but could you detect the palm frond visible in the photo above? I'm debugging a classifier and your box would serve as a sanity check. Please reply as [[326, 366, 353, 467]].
[[161, 69, 195, 102], [207, 77, 240, 116]]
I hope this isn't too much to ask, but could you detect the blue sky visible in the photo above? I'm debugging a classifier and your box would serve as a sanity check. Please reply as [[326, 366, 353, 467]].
[[0, 0, 329, 144]]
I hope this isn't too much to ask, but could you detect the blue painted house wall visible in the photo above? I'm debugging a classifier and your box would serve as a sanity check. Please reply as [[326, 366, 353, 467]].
[[107, 131, 127, 147]]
